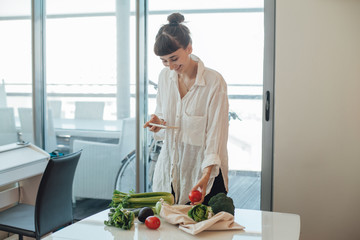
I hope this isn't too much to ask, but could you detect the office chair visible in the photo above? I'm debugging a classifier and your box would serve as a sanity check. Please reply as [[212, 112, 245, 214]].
[[0, 79, 7, 108], [72, 117, 135, 200], [74, 101, 105, 120], [18, 108, 58, 151], [0, 108, 18, 145], [0, 150, 82, 240]]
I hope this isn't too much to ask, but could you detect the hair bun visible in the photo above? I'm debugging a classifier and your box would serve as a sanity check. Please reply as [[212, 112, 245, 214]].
[[167, 13, 185, 25]]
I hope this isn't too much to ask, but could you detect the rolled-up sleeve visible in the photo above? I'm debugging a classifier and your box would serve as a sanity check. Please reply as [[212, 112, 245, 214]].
[[201, 153, 221, 178]]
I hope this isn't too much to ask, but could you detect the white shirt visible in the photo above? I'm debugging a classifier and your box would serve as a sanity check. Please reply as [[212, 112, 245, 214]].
[[152, 55, 229, 204]]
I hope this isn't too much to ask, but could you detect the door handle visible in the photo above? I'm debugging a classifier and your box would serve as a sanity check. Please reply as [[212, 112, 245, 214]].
[[265, 91, 270, 121]]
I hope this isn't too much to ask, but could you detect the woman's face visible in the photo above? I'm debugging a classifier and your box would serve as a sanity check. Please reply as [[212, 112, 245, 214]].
[[159, 45, 192, 74]]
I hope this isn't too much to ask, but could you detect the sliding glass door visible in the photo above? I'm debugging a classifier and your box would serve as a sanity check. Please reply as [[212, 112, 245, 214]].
[[147, 0, 267, 210], [0, 0, 32, 147], [45, 0, 138, 218], [0, 0, 274, 217]]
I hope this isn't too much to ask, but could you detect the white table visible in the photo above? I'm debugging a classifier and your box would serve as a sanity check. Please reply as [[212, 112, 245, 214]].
[[43, 208, 300, 240], [0, 143, 50, 208], [54, 118, 123, 139]]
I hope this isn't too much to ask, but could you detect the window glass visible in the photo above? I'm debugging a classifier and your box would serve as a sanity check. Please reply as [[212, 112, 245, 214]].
[[148, 0, 262, 10], [148, 1, 264, 209], [0, 0, 32, 146], [46, 0, 137, 219]]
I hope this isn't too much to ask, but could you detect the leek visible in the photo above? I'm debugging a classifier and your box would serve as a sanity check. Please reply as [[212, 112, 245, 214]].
[[109, 190, 174, 209]]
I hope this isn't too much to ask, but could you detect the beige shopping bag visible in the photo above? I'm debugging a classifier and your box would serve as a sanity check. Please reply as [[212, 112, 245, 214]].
[[159, 202, 245, 235]]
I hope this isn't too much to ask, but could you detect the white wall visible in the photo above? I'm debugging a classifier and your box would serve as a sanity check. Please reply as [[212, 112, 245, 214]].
[[273, 0, 360, 239]]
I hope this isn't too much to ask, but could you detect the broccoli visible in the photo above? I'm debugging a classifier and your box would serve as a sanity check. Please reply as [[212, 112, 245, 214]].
[[208, 193, 235, 215]]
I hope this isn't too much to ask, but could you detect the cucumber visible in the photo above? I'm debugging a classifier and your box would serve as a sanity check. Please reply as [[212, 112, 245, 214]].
[[123, 207, 142, 217]]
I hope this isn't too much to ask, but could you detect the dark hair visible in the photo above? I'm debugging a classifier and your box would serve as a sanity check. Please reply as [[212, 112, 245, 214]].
[[154, 13, 192, 56]]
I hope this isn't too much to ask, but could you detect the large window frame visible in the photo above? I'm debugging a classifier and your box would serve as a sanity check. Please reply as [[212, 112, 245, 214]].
[[28, 0, 147, 193], [261, 0, 275, 211], [32, 0, 46, 149], [27, 0, 275, 209]]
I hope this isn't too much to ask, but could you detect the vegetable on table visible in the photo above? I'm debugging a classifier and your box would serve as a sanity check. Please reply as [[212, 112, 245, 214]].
[[138, 207, 154, 223], [104, 208, 135, 230], [208, 192, 235, 215], [187, 193, 235, 222], [109, 190, 174, 209], [187, 204, 213, 222], [155, 200, 162, 215], [145, 216, 161, 229], [121, 207, 142, 217]]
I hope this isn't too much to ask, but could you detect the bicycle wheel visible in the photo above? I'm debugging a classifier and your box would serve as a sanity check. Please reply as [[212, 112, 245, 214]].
[[114, 150, 136, 193]]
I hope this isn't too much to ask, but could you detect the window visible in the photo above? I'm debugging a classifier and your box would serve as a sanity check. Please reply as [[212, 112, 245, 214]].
[[147, 0, 264, 209], [0, 0, 273, 216], [0, 0, 32, 146]]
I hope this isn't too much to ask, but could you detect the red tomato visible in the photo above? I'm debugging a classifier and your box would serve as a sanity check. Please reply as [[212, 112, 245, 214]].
[[145, 216, 161, 230], [189, 190, 202, 203]]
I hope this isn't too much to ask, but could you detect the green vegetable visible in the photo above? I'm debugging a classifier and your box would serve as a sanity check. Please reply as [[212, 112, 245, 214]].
[[187, 193, 235, 222], [109, 190, 174, 209], [155, 200, 162, 215], [208, 193, 235, 215], [122, 208, 142, 217], [187, 204, 213, 222], [104, 207, 135, 230]]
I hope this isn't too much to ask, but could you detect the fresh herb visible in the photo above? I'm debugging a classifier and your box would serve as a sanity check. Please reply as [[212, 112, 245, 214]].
[[104, 207, 135, 230]]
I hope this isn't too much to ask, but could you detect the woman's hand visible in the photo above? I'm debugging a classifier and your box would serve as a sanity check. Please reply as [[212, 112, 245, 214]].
[[143, 114, 166, 133], [190, 165, 214, 205]]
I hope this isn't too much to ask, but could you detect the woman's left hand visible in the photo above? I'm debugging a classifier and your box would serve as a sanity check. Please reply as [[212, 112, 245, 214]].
[[190, 165, 213, 205], [143, 114, 165, 133]]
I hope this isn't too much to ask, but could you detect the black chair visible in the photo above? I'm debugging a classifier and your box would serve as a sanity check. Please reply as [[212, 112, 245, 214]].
[[0, 150, 82, 240]]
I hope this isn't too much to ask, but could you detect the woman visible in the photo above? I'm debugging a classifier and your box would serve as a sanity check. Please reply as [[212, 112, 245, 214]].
[[144, 13, 229, 205]]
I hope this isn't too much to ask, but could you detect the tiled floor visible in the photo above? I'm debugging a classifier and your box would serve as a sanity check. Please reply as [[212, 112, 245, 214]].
[[73, 199, 110, 221], [228, 170, 261, 210]]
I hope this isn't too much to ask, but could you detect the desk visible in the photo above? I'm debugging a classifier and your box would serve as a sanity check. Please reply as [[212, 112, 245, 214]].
[[14, 117, 123, 140], [43, 208, 300, 240], [0, 143, 50, 209]]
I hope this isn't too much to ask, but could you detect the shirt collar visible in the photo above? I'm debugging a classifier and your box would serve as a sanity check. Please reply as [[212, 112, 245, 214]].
[[169, 54, 206, 87]]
